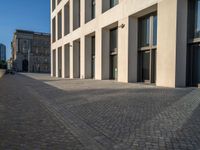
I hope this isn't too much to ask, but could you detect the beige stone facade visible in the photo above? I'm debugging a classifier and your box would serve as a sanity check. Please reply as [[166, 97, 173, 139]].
[[12, 30, 51, 73], [51, 0, 200, 87]]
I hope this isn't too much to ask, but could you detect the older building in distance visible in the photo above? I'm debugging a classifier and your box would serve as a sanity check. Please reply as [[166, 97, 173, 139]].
[[51, 0, 200, 87], [0, 43, 6, 62], [12, 30, 51, 73]]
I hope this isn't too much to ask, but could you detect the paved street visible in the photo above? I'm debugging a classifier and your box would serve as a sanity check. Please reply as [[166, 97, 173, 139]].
[[0, 73, 200, 150]]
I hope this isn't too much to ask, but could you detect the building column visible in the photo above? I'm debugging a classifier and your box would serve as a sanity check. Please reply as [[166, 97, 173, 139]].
[[70, 0, 73, 33], [80, 37, 85, 79], [62, 45, 65, 78], [95, 29, 103, 80], [96, 0, 102, 17], [118, 17, 138, 83], [62, 4, 65, 39], [51, 50, 54, 76], [80, 0, 85, 26], [157, 0, 188, 87], [118, 18, 128, 82], [70, 42, 74, 78]]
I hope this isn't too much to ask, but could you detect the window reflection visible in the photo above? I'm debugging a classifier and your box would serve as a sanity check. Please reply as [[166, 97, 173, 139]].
[[139, 17, 150, 47], [110, 0, 118, 8], [153, 15, 157, 46], [195, 0, 200, 38]]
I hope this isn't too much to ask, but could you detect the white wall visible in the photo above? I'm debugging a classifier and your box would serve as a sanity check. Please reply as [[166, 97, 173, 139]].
[[51, 0, 189, 87]]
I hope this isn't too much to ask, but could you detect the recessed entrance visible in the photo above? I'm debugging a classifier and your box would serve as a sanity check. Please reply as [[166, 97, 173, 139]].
[[91, 36, 95, 79], [52, 50, 56, 76], [138, 50, 156, 83], [138, 13, 157, 84], [73, 40, 80, 78], [58, 47, 62, 77], [110, 28, 118, 80], [187, 44, 200, 87], [22, 59, 28, 72]]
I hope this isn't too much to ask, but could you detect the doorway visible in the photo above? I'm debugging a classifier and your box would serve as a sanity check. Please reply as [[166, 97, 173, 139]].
[[110, 27, 118, 80], [22, 59, 28, 72], [187, 44, 200, 87], [91, 36, 95, 79], [138, 50, 156, 83]]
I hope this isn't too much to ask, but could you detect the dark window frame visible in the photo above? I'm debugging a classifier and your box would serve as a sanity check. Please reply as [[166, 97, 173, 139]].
[[138, 12, 157, 84]]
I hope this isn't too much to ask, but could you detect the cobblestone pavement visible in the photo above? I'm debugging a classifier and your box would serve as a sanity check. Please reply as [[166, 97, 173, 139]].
[[0, 73, 200, 150]]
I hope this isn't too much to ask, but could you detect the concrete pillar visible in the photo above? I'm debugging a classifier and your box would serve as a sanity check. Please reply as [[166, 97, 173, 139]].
[[55, 48, 59, 77], [51, 50, 54, 76], [62, 5, 64, 38], [81, 0, 85, 26], [95, 29, 102, 80], [118, 18, 128, 82], [80, 37, 85, 79], [157, 0, 188, 87], [96, 0, 102, 16], [62, 45, 65, 78], [70, 42, 74, 78], [70, 0, 73, 33], [118, 17, 138, 83]]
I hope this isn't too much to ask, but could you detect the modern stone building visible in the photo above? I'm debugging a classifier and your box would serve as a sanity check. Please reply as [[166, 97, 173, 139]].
[[0, 43, 6, 62], [12, 30, 51, 73], [51, 0, 200, 87]]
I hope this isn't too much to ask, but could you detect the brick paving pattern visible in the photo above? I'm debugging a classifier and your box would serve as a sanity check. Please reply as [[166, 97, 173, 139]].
[[0, 73, 200, 150]]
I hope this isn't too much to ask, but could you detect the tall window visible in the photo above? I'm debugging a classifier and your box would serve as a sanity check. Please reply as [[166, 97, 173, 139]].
[[138, 13, 157, 83], [110, 28, 118, 80], [102, 0, 119, 13], [52, 17, 56, 42], [195, 0, 200, 38], [92, 0, 96, 19], [139, 16, 150, 47], [153, 15, 157, 46], [187, 0, 200, 86], [57, 10, 62, 40], [110, 0, 118, 8], [64, 2, 70, 35], [91, 36, 95, 78], [52, 0, 56, 11], [73, 0, 80, 30], [110, 28, 118, 53], [85, 0, 95, 23]]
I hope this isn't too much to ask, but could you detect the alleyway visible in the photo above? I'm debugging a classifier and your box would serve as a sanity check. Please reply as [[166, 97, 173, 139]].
[[0, 73, 200, 150]]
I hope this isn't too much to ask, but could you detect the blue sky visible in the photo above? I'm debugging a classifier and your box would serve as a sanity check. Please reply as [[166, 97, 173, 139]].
[[0, 0, 50, 59]]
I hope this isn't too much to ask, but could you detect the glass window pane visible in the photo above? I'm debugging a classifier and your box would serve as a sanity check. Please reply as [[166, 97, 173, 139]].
[[92, 36, 95, 56], [110, 28, 118, 52], [195, 0, 200, 38], [92, 0, 95, 19], [142, 51, 150, 81], [139, 17, 150, 47], [153, 15, 157, 46], [110, 0, 118, 8]]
